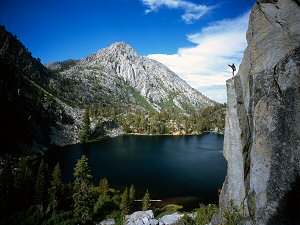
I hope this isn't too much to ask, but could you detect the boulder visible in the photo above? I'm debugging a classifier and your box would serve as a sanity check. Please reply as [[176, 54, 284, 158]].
[[158, 212, 184, 225], [125, 210, 157, 225], [149, 219, 159, 225]]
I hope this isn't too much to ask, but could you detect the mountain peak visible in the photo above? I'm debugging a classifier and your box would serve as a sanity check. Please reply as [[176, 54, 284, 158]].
[[96, 41, 139, 60], [110, 42, 131, 49], [104, 42, 137, 53], [45, 39, 214, 112]]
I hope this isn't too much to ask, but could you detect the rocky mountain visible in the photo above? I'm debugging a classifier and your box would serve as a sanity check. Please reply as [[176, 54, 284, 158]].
[[0, 26, 83, 154], [0, 25, 216, 154], [212, 0, 300, 224], [46, 42, 215, 112]]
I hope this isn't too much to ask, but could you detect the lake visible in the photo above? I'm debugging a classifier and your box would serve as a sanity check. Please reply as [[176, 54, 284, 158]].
[[45, 133, 226, 209]]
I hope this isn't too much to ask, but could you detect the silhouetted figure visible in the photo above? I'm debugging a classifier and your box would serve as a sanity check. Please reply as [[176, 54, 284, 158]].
[[228, 63, 236, 76]]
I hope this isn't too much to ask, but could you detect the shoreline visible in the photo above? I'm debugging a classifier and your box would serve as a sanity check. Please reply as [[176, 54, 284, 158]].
[[52, 131, 224, 148], [122, 131, 224, 136], [123, 133, 202, 136]]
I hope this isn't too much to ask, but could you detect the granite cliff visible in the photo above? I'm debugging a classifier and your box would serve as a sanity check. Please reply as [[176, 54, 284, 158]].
[[213, 0, 300, 224]]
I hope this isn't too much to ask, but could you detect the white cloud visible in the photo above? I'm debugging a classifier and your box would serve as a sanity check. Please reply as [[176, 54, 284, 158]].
[[198, 85, 227, 104], [141, 0, 213, 23], [147, 11, 250, 103]]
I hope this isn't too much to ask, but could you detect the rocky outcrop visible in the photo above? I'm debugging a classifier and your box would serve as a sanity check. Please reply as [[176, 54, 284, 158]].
[[91, 118, 124, 138], [125, 210, 158, 225], [159, 213, 184, 225], [124, 210, 185, 225], [214, 0, 300, 224]]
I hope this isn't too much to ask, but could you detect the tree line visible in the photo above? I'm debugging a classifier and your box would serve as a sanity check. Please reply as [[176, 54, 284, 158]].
[[80, 104, 226, 142], [0, 156, 151, 225]]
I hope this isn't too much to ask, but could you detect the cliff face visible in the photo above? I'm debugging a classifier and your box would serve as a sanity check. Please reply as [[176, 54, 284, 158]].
[[0, 26, 83, 154], [216, 0, 300, 224]]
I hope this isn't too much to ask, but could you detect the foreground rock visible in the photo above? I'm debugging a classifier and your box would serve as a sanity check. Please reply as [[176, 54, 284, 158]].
[[159, 213, 183, 225], [125, 210, 158, 225], [214, 0, 300, 224], [125, 210, 185, 225]]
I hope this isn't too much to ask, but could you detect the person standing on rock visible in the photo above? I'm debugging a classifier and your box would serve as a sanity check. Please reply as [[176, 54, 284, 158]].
[[228, 63, 236, 76]]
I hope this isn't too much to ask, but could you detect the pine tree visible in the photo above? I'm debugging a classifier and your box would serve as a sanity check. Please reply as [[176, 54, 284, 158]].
[[94, 178, 110, 215], [73, 155, 94, 224], [48, 163, 63, 214], [129, 184, 136, 212], [80, 106, 91, 142], [142, 190, 151, 211], [99, 178, 109, 197], [35, 159, 48, 210], [129, 184, 135, 204], [120, 187, 130, 215]]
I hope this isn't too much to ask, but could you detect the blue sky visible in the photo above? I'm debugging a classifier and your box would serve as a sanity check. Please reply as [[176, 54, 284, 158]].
[[0, 0, 256, 103]]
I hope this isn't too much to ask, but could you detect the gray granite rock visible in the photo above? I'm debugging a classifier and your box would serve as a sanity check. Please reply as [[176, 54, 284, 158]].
[[125, 210, 156, 225], [149, 219, 159, 225], [46, 42, 215, 113], [158, 212, 183, 225], [214, 0, 300, 224]]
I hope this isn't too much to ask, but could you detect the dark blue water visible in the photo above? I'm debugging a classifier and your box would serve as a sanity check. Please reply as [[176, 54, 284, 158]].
[[45, 133, 226, 206]]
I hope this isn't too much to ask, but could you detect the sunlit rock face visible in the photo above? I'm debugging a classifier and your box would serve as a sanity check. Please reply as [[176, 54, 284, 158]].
[[47, 42, 215, 113], [213, 0, 300, 224]]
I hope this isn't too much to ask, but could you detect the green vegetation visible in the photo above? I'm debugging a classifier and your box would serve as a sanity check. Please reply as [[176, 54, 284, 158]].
[[119, 104, 226, 135], [126, 85, 155, 112], [142, 190, 151, 211], [0, 156, 154, 225], [129, 184, 136, 206], [48, 163, 63, 214], [180, 204, 218, 225], [159, 93, 181, 112], [50, 60, 78, 73], [193, 204, 218, 224], [120, 187, 130, 215], [99, 178, 109, 197], [73, 155, 95, 223], [224, 200, 246, 225], [80, 106, 92, 142], [86, 103, 226, 140], [155, 204, 183, 218], [34, 159, 48, 210], [0, 156, 240, 225]]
